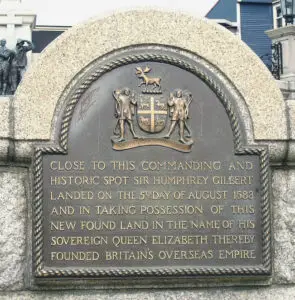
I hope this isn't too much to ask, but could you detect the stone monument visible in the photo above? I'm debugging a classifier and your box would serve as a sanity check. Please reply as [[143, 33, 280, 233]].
[[0, 9, 294, 300]]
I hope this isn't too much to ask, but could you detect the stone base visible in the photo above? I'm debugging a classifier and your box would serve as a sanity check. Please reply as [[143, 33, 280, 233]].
[[1, 286, 295, 299]]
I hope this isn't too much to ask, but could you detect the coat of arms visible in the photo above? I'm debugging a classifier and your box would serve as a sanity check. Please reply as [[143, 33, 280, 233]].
[[111, 66, 194, 152]]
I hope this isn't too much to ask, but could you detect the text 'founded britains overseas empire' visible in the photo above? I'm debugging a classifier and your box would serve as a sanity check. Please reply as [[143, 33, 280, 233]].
[[45, 159, 259, 267]]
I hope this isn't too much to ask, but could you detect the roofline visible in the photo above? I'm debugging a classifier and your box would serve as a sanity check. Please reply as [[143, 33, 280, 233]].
[[34, 25, 71, 31], [238, 0, 273, 2], [205, 0, 220, 17]]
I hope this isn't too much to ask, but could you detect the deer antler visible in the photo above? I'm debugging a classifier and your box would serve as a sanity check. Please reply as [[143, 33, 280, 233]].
[[143, 66, 151, 73], [135, 67, 143, 74]]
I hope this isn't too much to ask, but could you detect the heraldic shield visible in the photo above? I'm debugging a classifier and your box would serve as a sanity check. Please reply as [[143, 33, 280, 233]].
[[137, 95, 167, 133]]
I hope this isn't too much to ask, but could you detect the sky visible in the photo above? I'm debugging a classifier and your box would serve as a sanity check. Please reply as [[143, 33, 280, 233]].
[[20, 0, 217, 26]]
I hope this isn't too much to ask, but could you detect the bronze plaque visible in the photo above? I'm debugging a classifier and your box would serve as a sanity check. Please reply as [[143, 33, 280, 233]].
[[33, 47, 271, 285]]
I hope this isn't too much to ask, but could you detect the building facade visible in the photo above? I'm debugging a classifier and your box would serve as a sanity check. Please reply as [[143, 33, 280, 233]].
[[207, 0, 275, 66]]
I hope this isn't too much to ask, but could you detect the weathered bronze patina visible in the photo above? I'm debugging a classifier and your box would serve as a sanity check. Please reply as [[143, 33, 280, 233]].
[[33, 47, 271, 285]]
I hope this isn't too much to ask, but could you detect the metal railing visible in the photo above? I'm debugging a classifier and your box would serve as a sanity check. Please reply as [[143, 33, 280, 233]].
[[260, 42, 283, 80]]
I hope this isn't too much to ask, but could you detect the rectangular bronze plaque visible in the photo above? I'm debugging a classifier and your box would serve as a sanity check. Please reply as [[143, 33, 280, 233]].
[[33, 48, 271, 284]]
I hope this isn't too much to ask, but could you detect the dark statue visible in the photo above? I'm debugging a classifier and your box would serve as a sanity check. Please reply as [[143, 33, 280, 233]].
[[0, 39, 11, 95], [0, 38, 34, 95]]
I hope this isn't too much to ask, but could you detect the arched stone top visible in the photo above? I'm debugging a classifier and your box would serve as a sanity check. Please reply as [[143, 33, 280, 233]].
[[13, 9, 287, 140]]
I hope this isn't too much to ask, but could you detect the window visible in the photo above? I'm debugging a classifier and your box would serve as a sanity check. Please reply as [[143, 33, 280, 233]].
[[276, 5, 283, 27], [273, 1, 295, 28], [274, 2, 283, 28]]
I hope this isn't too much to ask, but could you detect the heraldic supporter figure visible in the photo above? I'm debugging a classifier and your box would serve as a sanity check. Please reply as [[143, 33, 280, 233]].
[[165, 89, 193, 145], [113, 87, 139, 142], [0, 38, 34, 95]]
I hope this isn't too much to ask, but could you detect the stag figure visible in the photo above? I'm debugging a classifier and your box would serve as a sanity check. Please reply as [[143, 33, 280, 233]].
[[135, 66, 161, 90]]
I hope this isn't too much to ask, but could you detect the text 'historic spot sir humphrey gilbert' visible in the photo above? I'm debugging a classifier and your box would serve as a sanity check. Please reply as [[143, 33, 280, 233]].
[[45, 157, 258, 265]]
